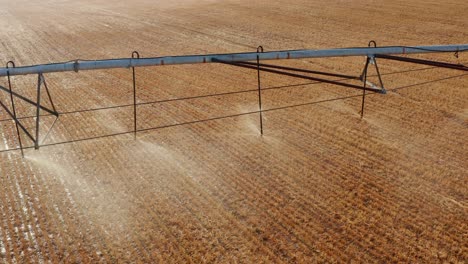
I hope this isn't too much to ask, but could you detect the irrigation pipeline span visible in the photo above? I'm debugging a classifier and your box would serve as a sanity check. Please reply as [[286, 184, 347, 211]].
[[1, 44, 467, 77]]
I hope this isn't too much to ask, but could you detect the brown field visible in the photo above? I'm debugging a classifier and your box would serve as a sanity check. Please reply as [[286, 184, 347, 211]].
[[0, 0, 467, 262]]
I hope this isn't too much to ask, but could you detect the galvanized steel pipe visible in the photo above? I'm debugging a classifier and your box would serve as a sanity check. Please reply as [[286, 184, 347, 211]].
[[1, 44, 467, 77]]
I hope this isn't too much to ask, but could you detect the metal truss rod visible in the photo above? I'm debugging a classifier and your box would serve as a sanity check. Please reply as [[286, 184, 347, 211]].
[[214, 59, 383, 93], [375, 54, 468, 71], [1, 44, 467, 77], [0, 85, 58, 115], [0, 98, 36, 143], [234, 61, 358, 80]]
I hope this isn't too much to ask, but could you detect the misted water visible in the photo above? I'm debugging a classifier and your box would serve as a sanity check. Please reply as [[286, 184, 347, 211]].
[[25, 149, 132, 238]]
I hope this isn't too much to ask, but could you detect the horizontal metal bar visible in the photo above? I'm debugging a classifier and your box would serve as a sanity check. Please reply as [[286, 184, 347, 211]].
[[375, 54, 468, 71], [215, 59, 382, 93], [1, 45, 467, 77]]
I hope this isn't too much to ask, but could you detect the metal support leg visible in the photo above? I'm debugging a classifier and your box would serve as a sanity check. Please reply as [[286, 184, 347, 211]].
[[1, 72, 58, 151], [362, 41, 386, 94], [37, 73, 59, 147], [373, 57, 385, 93], [132, 51, 140, 139], [6, 61, 24, 156], [360, 57, 371, 118], [256, 46, 264, 135], [35, 74, 43, 149], [42, 76, 59, 116]]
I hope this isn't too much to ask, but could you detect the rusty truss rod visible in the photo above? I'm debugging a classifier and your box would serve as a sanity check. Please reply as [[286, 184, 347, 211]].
[[374, 54, 468, 71], [213, 59, 382, 93], [1, 44, 467, 77]]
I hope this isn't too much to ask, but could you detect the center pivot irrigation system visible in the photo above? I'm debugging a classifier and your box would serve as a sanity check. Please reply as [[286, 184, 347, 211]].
[[1, 41, 467, 156]]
